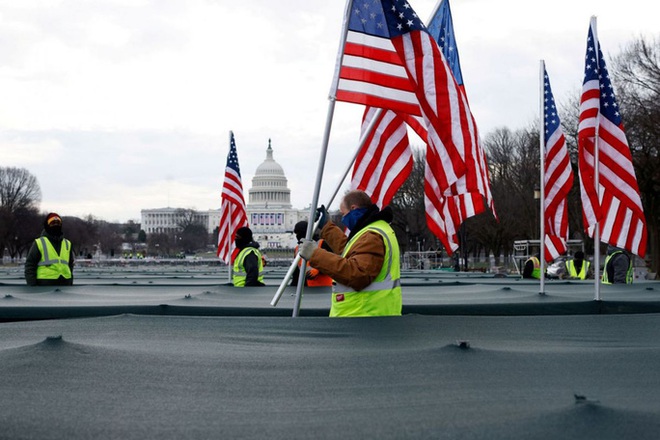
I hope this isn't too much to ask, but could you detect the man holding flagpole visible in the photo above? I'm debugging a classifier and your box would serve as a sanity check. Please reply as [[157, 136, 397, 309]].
[[298, 190, 401, 317]]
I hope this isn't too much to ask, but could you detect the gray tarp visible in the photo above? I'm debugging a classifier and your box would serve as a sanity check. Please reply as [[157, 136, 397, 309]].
[[1, 267, 659, 439]]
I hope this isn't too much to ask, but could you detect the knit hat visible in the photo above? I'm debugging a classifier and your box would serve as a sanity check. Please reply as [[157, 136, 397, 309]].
[[235, 227, 253, 243], [294, 221, 307, 241], [45, 213, 62, 227]]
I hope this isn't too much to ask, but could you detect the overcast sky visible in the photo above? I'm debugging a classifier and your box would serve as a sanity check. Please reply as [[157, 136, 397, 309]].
[[1, 0, 657, 223]]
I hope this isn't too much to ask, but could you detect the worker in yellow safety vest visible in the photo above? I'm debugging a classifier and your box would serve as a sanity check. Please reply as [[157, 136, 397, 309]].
[[522, 255, 541, 279], [564, 251, 591, 280], [602, 246, 633, 284], [232, 226, 265, 287], [298, 190, 402, 317], [24, 213, 74, 286]]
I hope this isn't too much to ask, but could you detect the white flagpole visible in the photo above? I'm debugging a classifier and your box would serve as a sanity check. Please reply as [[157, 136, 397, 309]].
[[428, 0, 443, 22], [227, 204, 232, 283], [591, 16, 602, 301], [227, 133, 233, 283], [289, 0, 354, 317], [539, 60, 546, 296]]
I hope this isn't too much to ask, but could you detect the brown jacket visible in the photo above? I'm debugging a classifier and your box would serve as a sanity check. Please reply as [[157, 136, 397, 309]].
[[308, 205, 392, 291]]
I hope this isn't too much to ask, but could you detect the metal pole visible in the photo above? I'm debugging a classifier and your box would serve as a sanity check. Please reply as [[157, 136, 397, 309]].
[[591, 16, 602, 301], [227, 134, 233, 284], [539, 60, 546, 296], [227, 205, 232, 284]]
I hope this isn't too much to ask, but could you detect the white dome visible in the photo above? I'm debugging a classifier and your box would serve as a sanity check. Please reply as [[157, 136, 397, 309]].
[[254, 147, 285, 177], [248, 139, 291, 209]]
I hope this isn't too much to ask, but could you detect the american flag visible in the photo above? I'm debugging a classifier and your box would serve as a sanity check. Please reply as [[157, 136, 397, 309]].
[[542, 65, 573, 262], [216, 131, 249, 263], [578, 20, 647, 257], [343, 0, 494, 254], [351, 107, 413, 208], [424, 0, 495, 252], [335, 0, 467, 196]]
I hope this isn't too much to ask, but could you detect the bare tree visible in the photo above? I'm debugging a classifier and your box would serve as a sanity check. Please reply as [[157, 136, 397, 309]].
[[612, 36, 660, 276], [174, 208, 209, 254], [0, 167, 42, 259], [63, 215, 98, 258], [482, 126, 540, 243], [0, 167, 41, 211], [148, 233, 172, 257]]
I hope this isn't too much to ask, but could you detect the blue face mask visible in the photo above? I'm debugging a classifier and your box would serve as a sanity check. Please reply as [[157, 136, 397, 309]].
[[342, 208, 368, 231]]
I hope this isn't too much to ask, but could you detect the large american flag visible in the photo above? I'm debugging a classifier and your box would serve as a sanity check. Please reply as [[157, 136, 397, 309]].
[[578, 20, 647, 257], [216, 131, 249, 263], [424, 0, 495, 252], [542, 65, 573, 262], [344, 0, 494, 254], [336, 0, 466, 197]]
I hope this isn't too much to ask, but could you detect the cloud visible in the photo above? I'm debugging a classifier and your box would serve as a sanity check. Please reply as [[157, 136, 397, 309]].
[[0, 0, 658, 223]]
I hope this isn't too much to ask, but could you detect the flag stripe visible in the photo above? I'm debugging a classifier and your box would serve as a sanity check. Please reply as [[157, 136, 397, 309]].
[[351, 108, 413, 208], [337, 30, 421, 116]]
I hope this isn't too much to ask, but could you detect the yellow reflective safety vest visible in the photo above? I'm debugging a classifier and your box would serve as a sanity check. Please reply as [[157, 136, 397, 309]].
[[602, 251, 633, 284], [331, 220, 402, 317], [526, 256, 541, 279], [565, 259, 590, 280], [35, 237, 72, 281], [232, 247, 264, 287]]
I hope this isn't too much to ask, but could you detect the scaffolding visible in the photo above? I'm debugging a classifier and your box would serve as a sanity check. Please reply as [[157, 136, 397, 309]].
[[512, 239, 584, 276]]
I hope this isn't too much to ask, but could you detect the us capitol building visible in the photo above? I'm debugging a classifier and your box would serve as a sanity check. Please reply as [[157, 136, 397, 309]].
[[140, 141, 308, 249]]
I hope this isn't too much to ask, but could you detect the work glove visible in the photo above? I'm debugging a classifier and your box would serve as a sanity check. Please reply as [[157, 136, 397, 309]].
[[306, 268, 320, 280], [315, 205, 328, 229], [299, 239, 317, 260]]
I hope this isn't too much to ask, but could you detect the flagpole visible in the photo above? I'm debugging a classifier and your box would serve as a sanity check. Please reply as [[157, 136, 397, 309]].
[[291, 105, 333, 317], [591, 16, 602, 301], [288, 0, 355, 317], [227, 130, 234, 284], [227, 204, 232, 283], [538, 60, 546, 296], [428, 0, 443, 23]]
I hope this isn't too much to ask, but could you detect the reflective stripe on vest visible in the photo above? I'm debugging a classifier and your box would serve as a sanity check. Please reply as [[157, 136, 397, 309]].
[[232, 247, 264, 287], [36, 237, 72, 280], [330, 220, 402, 317]]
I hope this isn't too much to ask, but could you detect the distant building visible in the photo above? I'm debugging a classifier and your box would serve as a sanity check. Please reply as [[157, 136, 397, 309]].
[[141, 207, 206, 235], [142, 140, 308, 250]]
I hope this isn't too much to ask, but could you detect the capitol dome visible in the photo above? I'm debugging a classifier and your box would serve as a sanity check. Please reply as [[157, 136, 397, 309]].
[[248, 139, 291, 209]]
